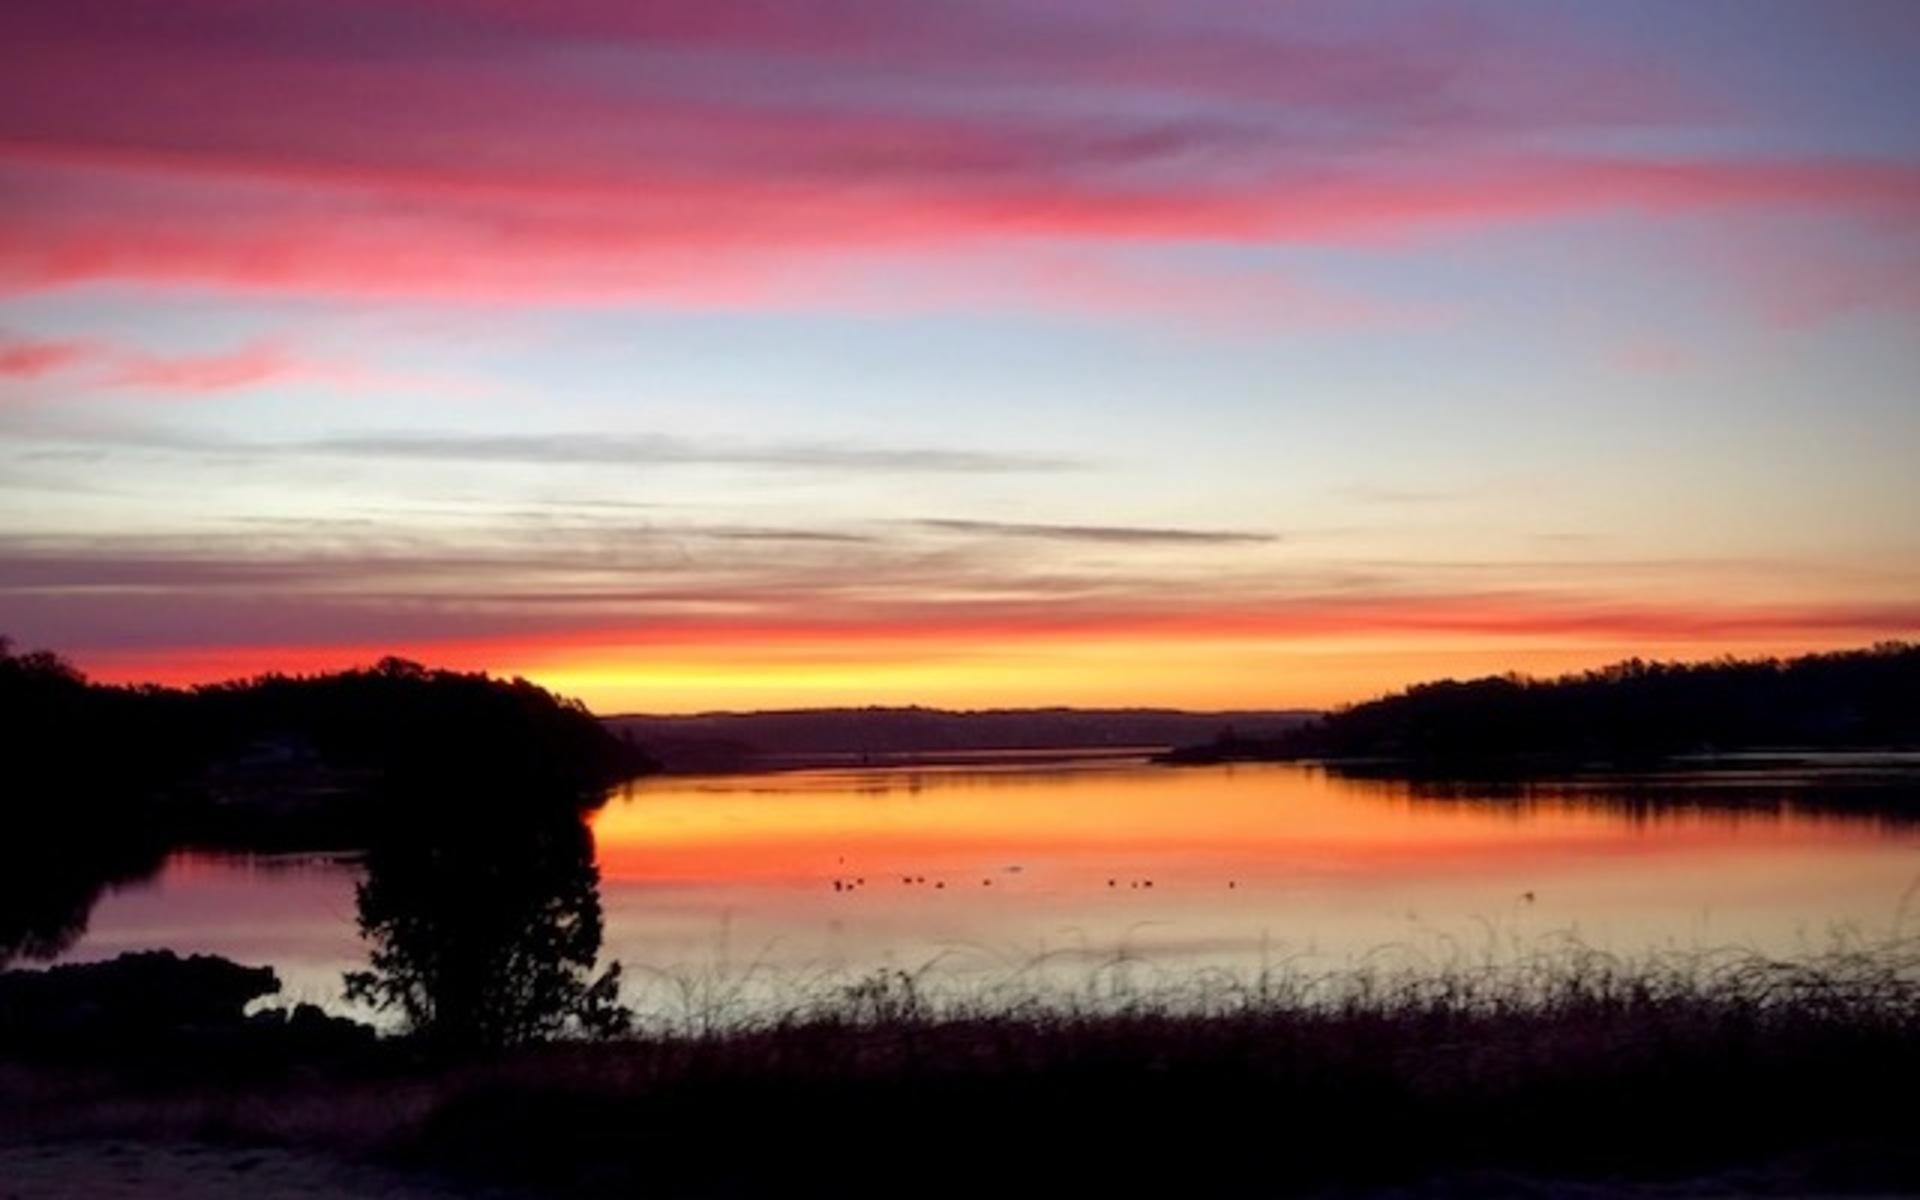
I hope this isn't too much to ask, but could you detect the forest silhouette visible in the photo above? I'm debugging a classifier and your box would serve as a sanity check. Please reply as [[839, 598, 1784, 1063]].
[[1165, 642, 1920, 766]]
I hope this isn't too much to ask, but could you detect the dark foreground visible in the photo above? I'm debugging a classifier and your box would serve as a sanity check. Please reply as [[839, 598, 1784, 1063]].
[[4, 945, 1918, 1199]]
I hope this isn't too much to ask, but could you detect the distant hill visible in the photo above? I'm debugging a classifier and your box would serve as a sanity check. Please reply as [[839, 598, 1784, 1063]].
[[1160, 642, 1920, 768], [604, 706, 1317, 772]]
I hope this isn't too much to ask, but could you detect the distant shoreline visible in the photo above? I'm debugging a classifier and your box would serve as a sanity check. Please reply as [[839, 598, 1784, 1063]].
[[602, 705, 1314, 774], [1156, 744, 1920, 773], [621, 743, 1170, 776]]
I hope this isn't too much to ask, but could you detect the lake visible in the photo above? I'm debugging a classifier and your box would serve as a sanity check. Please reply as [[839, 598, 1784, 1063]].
[[52, 757, 1920, 1024]]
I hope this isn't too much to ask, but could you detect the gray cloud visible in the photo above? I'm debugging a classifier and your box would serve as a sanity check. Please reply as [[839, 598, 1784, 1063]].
[[2, 424, 1083, 475], [911, 518, 1275, 546], [6, 519, 1910, 669], [293, 432, 1078, 474], [704, 527, 877, 544]]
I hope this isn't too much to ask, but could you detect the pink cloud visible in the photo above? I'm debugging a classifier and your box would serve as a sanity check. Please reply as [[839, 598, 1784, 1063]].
[[0, 335, 91, 380], [1, 0, 1915, 315], [1607, 339, 1695, 376], [103, 342, 300, 393], [1649, 215, 1920, 329], [1739, 247, 1920, 328], [792, 247, 1434, 333], [6, 152, 1912, 317], [0, 332, 343, 395]]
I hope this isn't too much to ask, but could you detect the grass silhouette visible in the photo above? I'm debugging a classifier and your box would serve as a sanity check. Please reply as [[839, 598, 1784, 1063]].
[[8, 932, 1916, 1196]]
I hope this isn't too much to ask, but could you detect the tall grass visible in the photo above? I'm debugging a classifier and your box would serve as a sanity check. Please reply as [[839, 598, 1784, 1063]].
[[10, 934, 1918, 1196], [382, 932, 1920, 1196], [603, 920, 1920, 1035]]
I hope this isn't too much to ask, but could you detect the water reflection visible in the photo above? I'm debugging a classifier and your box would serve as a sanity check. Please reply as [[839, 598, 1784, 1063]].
[[343, 794, 630, 1048], [1325, 759, 1920, 830], [33, 760, 1920, 1023], [589, 759, 1920, 1003], [1, 818, 166, 967]]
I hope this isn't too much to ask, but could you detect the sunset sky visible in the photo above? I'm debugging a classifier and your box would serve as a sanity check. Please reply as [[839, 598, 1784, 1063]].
[[2, 0, 1916, 713]]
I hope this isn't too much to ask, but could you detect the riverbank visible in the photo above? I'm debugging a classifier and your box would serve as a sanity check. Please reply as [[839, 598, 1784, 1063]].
[[6, 940, 1917, 1197]]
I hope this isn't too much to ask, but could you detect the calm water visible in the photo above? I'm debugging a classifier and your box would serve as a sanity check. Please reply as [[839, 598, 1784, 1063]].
[[54, 759, 1920, 1020]]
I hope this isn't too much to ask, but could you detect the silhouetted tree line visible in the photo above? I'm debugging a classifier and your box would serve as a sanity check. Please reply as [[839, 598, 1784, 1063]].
[[3, 637, 652, 803], [1164, 642, 1920, 766]]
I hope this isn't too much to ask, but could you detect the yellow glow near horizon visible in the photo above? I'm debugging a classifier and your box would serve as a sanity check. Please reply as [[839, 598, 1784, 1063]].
[[511, 632, 1889, 714], [71, 618, 1908, 715]]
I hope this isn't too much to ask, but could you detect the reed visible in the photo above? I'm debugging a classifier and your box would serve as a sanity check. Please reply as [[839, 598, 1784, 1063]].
[[10, 934, 1917, 1196]]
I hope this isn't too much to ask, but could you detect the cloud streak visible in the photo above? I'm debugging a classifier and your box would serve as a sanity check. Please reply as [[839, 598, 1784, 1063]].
[[0, 332, 330, 395], [0, 336, 90, 380], [913, 519, 1275, 546], [104, 342, 302, 392], [3, 425, 1079, 474], [293, 432, 1078, 473], [3, 520, 1912, 664]]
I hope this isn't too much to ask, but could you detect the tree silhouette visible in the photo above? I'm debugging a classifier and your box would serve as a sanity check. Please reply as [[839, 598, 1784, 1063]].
[[343, 797, 630, 1050]]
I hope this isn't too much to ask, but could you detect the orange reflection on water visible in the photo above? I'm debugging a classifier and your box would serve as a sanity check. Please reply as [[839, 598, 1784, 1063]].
[[589, 759, 1920, 980], [54, 759, 1920, 1016], [593, 759, 1890, 886]]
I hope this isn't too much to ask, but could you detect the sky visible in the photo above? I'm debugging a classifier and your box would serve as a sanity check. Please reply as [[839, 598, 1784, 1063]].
[[2, 0, 1917, 713]]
